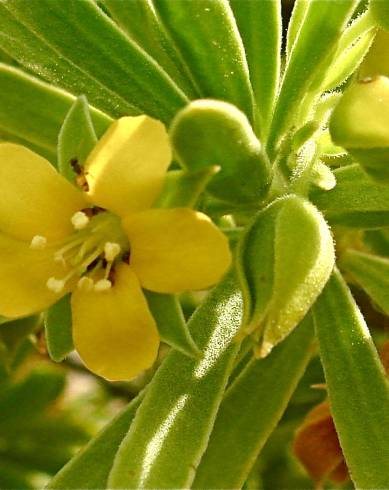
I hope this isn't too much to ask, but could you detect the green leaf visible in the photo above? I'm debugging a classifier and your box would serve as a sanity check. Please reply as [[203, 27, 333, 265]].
[[285, 0, 310, 58], [370, 0, 389, 32], [0, 368, 65, 426], [1, 0, 188, 123], [108, 273, 242, 489], [340, 249, 389, 315], [58, 96, 98, 183], [155, 166, 220, 209], [229, 0, 281, 138], [313, 270, 389, 489], [311, 163, 389, 228], [47, 393, 144, 490], [192, 314, 314, 489], [44, 294, 73, 362], [268, 0, 359, 152], [169, 100, 271, 204], [322, 27, 376, 92], [153, 0, 255, 122], [145, 291, 200, 359], [101, 0, 198, 99], [364, 228, 389, 256], [237, 194, 334, 356], [0, 64, 111, 161]]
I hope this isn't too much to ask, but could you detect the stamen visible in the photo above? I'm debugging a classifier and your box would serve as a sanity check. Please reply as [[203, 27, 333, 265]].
[[94, 279, 112, 292], [47, 277, 65, 293], [71, 211, 90, 230], [77, 276, 94, 291], [30, 235, 47, 250], [104, 242, 121, 262]]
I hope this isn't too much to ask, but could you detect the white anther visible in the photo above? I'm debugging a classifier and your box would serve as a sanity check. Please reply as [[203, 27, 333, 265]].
[[94, 279, 112, 292], [77, 276, 94, 292], [104, 242, 121, 262], [71, 211, 90, 230], [47, 277, 65, 294], [30, 235, 47, 250]]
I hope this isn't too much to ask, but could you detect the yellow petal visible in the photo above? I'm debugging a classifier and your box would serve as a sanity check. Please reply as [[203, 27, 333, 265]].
[[123, 208, 231, 293], [71, 263, 159, 381], [0, 234, 69, 318], [0, 143, 87, 241], [84, 116, 171, 217]]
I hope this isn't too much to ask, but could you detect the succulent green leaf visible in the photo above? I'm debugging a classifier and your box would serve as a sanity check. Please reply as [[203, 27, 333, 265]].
[[0, 64, 111, 162], [155, 166, 220, 209], [237, 195, 334, 356], [340, 249, 389, 315], [0, 368, 65, 426], [47, 393, 144, 490], [370, 0, 389, 32], [44, 294, 73, 362], [58, 96, 98, 184], [153, 0, 255, 122], [193, 314, 314, 489], [101, 0, 198, 99], [170, 99, 271, 204], [285, 0, 310, 58], [145, 291, 200, 359], [108, 273, 242, 489], [310, 161, 337, 191], [1, 0, 188, 123], [311, 163, 389, 228], [313, 270, 389, 489], [229, 0, 281, 138], [268, 0, 359, 151], [322, 27, 376, 92]]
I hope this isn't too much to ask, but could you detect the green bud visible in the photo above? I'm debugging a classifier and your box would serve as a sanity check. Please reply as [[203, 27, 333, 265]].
[[169, 99, 272, 204], [329, 76, 389, 182], [360, 30, 389, 79], [237, 194, 335, 357]]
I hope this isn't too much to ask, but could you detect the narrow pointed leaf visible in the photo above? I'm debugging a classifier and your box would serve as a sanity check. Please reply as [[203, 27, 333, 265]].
[[311, 163, 389, 228], [268, 0, 358, 151], [153, 0, 255, 122], [229, 0, 281, 137], [313, 270, 389, 489], [193, 315, 314, 489], [145, 291, 200, 359], [44, 295, 73, 362], [1, 0, 188, 122], [58, 96, 98, 183], [286, 0, 310, 58], [47, 393, 144, 490], [102, 0, 198, 98], [0, 64, 111, 160], [108, 274, 242, 489], [341, 249, 389, 315]]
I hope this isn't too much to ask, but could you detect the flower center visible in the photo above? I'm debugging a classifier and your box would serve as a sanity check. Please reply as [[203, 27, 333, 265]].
[[31, 209, 129, 293]]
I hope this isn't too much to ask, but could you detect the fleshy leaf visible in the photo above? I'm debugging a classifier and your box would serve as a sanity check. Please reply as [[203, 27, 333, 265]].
[[237, 194, 334, 356], [58, 96, 98, 184], [170, 99, 271, 204], [311, 163, 389, 228], [1, 0, 188, 123], [153, 0, 255, 122], [193, 314, 314, 489], [313, 270, 389, 489], [0, 64, 111, 162], [340, 249, 389, 315], [47, 393, 144, 490], [108, 273, 242, 489], [229, 0, 281, 138], [145, 291, 200, 359], [44, 294, 73, 362]]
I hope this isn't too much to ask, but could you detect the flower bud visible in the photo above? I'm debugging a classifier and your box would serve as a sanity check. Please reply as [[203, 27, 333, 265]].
[[169, 99, 272, 204], [329, 76, 389, 182]]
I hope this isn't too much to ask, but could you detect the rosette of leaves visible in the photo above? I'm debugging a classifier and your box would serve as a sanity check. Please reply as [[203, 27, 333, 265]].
[[2, 1, 389, 489]]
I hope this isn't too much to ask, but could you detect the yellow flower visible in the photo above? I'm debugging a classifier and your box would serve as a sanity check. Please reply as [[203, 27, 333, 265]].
[[0, 116, 231, 381]]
